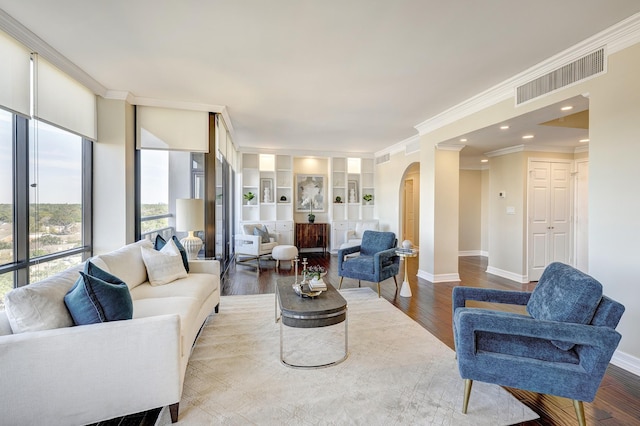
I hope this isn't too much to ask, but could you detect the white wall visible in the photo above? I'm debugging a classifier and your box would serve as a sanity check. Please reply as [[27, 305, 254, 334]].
[[459, 169, 482, 254], [587, 42, 640, 364], [94, 98, 135, 254]]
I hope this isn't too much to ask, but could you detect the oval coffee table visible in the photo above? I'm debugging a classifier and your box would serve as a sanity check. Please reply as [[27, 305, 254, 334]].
[[275, 277, 348, 369]]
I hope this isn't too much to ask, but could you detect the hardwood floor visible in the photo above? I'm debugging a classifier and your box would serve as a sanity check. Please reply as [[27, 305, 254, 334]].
[[225, 253, 640, 426]]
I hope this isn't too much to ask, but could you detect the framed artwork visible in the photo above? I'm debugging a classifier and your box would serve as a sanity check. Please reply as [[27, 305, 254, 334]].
[[347, 180, 358, 203], [260, 178, 273, 203], [296, 174, 325, 212]]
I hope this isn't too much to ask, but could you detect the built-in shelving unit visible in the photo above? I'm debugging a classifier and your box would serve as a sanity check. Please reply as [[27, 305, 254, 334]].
[[240, 152, 376, 250]]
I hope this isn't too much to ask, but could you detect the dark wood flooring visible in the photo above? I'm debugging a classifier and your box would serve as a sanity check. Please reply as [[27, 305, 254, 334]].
[[226, 253, 640, 426], [96, 252, 640, 426]]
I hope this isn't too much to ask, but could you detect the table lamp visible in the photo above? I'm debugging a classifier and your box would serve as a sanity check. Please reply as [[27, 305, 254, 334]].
[[176, 198, 204, 260]]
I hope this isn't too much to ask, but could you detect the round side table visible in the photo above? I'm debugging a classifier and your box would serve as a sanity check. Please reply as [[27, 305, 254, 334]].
[[395, 248, 418, 297]]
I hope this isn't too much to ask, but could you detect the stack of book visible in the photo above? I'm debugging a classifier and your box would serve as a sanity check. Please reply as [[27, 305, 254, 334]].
[[309, 278, 327, 291]]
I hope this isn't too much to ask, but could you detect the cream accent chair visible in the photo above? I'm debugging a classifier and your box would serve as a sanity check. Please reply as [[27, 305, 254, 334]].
[[235, 223, 279, 271], [344, 220, 379, 248]]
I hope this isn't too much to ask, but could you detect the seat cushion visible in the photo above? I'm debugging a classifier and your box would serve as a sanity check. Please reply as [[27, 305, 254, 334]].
[[342, 255, 375, 274], [130, 273, 217, 301], [527, 262, 603, 350]]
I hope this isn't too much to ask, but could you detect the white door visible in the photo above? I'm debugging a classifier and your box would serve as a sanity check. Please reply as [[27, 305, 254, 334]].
[[528, 160, 572, 281]]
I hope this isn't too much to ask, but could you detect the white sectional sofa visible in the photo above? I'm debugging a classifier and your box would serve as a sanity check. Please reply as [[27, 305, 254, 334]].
[[0, 239, 220, 425]]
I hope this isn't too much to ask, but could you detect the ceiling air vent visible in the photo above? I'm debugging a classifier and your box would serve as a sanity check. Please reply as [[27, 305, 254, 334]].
[[375, 153, 390, 165], [516, 48, 605, 105]]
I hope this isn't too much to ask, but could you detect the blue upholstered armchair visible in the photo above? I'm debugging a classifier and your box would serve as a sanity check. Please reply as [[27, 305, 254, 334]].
[[453, 262, 624, 426], [337, 230, 400, 297]]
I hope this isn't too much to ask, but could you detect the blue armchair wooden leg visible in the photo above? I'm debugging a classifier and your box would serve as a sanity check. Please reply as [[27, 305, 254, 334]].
[[358, 280, 361, 288], [393, 275, 398, 288], [339, 276, 344, 289], [462, 379, 472, 414], [573, 400, 586, 426]]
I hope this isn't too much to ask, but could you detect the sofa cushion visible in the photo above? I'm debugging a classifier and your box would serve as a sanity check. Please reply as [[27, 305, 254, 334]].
[[141, 239, 188, 286], [130, 273, 216, 302], [93, 239, 153, 290], [64, 270, 134, 325], [4, 264, 82, 333], [155, 235, 189, 273], [527, 262, 603, 350]]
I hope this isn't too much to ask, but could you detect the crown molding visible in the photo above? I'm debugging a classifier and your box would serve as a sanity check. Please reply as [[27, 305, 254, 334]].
[[0, 9, 107, 96], [414, 12, 640, 137], [486, 145, 525, 157], [574, 144, 589, 153], [375, 133, 420, 158]]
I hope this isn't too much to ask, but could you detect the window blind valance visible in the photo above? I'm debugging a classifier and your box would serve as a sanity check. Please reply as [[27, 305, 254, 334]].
[[33, 55, 97, 141], [136, 105, 209, 152], [0, 30, 30, 117]]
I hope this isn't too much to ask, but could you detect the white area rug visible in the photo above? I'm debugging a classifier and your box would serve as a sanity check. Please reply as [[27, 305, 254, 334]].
[[159, 288, 538, 425]]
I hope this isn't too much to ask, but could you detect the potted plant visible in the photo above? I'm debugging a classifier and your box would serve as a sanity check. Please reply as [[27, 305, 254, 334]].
[[243, 191, 255, 205], [334, 196, 343, 203], [304, 265, 326, 281], [363, 194, 373, 205]]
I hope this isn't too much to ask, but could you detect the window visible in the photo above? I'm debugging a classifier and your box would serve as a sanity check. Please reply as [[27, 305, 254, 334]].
[[0, 110, 13, 306], [0, 115, 92, 310]]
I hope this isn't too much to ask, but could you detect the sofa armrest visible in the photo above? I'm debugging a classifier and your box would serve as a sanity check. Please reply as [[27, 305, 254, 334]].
[[189, 258, 220, 276], [0, 315, 182, 426]]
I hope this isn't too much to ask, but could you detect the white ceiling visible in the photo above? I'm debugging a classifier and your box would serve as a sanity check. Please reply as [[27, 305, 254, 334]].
[[1, 1, 639, 157]]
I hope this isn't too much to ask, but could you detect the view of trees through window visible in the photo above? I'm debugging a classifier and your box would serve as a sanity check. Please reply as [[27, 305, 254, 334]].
[[0, 116, 87, 309]]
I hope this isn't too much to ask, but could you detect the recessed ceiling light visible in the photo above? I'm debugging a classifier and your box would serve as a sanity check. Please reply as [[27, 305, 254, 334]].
[[481, 159, 489, 163], [459, 138, 467, 142], [522, 134, 534, 139], [579, 138, 590, 143], [561, 106, 573, 111], [500, 125, 509, 130]]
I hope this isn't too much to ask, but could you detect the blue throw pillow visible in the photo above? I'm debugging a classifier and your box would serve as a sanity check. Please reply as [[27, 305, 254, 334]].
[[253, 225, 270, 243], [64, 267, 133, 326], [155, 235, 190, 272]]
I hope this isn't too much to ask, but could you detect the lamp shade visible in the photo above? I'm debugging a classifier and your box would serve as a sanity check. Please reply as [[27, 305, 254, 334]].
[[175, 198, 204, 232]]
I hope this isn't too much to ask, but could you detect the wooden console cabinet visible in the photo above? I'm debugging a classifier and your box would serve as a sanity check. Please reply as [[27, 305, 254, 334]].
[[295, 223, 328, 254]]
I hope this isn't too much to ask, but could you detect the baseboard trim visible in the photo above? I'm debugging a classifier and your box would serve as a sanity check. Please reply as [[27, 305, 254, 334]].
[[417, 269, 460, 283], [486, 266, 529, 283], [611, 350, 640, 377], [459, 250, 489, 257]]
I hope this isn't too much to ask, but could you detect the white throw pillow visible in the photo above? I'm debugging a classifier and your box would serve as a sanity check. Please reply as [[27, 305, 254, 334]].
[[141, 239, 188, 286]]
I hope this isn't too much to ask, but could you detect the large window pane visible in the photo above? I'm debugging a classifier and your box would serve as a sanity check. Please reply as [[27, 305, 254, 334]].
[[29, 253, 83, 284], [29, 120, 83, 258], [140, 150, 170, 240], [0, 110, 12, 263]]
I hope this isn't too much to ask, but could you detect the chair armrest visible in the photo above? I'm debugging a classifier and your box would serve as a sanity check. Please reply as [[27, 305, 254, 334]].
[[235, 234, 260, 256], [455, 309, 622, 358], [338, 245, 361, 270], [189, 258, 220, 275], [373, 248, 400, 274], [268, 231, 280, 243], [345, 230, 356, 240], [452, 286, 531, 312]]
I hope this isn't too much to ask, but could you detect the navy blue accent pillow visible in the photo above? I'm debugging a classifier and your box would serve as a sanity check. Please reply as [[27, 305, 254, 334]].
[[64, 268, 133, 326], [155, 235, 190, 272]]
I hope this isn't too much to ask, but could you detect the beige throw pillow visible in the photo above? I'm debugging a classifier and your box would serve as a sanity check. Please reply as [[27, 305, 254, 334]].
[[141, 238, 188, 286]]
